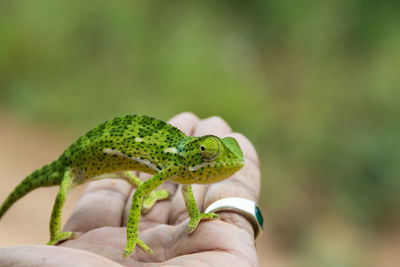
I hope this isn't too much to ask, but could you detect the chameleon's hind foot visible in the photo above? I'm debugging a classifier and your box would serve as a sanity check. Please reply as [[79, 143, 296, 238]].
[[47, 231, 77, 245], [122, 236, 153, 259], [142, 189, 171, 214], [186, 212, 220, 234]]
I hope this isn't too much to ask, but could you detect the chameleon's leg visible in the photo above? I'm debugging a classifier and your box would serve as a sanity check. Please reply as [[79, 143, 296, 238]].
[[119, 171, 171, 213], [181, 184, 220, 234], [123, 169, 170, 258], [93, 171, 170, 213], [47, 170, 77, 245]]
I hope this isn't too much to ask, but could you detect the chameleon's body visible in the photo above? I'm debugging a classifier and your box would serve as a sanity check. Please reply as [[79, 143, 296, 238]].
[[0, 114, 244, 258]]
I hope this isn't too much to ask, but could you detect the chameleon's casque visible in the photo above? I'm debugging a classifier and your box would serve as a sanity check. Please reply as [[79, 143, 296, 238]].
[[0, 114, 244, 258]]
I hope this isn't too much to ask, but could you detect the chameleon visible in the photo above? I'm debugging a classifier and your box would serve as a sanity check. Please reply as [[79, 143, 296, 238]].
[[0, 114, 244, 258]]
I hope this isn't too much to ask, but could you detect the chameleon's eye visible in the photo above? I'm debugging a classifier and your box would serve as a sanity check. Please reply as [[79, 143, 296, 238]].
[[199, 137, 220, 161]]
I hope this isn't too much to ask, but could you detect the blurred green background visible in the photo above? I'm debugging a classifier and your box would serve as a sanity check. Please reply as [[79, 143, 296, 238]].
[[1, 1, 399, 266]]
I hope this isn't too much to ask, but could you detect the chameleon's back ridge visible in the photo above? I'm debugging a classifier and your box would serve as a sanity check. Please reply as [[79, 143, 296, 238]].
[[62, 114, 187, 179], [0, 114, 245, 258]]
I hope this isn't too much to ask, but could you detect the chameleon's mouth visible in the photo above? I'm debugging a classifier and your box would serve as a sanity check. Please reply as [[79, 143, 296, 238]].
[[222, 160, 245, 168], [189, 160, 244, 171]]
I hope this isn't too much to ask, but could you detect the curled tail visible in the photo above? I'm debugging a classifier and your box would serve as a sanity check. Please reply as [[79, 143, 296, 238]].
[[0, 160, 63, 219]]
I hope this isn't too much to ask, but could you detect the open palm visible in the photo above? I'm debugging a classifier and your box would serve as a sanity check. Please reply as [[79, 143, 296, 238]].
[[0, 112, 261, 267]]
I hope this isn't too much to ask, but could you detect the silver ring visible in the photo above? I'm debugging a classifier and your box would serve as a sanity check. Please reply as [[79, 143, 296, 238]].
[[205, 197, 264, 240]]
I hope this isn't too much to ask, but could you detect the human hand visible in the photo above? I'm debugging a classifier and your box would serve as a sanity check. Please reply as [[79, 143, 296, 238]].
[[0, 112, 261, 267]]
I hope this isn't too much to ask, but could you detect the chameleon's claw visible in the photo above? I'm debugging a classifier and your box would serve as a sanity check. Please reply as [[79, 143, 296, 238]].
[[47, 231, 77, 245], [142, 189, 171, 214], [123, 237, 153, 259], [186, 212, 220, 234]]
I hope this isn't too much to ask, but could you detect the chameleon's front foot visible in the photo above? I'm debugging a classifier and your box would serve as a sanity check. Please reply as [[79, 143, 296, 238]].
[[123, 236, 154, 259], [142, 189, 171, 214], [186, 212, 220, 234], [47, 231, 77, 245]]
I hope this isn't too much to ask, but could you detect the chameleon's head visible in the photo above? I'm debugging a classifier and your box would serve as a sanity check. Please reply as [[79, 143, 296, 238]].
[[176, 135, 244, 184]]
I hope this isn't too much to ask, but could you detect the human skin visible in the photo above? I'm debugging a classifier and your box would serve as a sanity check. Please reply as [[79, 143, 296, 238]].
[[0, 112, 261, 267]]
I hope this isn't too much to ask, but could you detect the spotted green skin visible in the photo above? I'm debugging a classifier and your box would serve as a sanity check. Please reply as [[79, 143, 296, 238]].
[[0, 114, 244, 258]]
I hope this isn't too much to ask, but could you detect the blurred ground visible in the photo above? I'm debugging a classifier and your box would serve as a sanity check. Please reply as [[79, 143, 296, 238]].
[[0, 113, 84, 247]]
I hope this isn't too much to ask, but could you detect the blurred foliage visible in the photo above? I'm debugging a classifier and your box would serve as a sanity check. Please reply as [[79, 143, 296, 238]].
[[0, 0, 399, 265]]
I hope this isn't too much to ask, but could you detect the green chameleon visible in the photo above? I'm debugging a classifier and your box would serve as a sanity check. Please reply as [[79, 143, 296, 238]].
[[0, 114, 244, 258]]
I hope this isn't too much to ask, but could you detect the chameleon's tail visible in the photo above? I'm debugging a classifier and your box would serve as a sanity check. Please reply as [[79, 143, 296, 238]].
[[0, 160, 63, 219]]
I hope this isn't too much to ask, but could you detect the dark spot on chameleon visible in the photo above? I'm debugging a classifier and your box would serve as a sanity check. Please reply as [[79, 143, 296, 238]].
[[111, 117, 122, 126]]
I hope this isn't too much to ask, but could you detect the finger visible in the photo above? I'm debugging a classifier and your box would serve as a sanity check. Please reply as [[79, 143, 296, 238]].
[[0, 245, 122, 267], [64, 179, 131, 233], [168, 112, 200, 136], [122, 112, 201, 226], [193, 115, 232, 137], [169, 115, 233, 225], [61, 227, 142, 265], [165, 220, 257, 266], [120, 219, 257, 265]]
